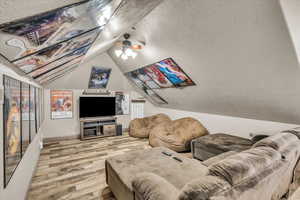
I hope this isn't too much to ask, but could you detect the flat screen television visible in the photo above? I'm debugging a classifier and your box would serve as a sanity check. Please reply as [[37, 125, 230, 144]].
[[79, 96, 116, 118]]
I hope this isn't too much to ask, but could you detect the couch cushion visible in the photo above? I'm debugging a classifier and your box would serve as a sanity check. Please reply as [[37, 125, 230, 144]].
[[132, 173, 179, 200], [252, 132, 299, 153], [192, 133, 253, 161], [281, 127, 300, 140], [106, 147, 208, 192], [179, 175, 231, 200], [208, 146, 282, 186]]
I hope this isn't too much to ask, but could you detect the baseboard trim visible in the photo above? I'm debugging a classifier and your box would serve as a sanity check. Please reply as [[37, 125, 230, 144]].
[[43, 135, 80, 143]]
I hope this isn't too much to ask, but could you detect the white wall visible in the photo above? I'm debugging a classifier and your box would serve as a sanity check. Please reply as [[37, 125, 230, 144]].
[[145, 104, 300, 139], [43, 53, 132, 139], [42, 89, 131, 139], [0, 59, 44, 200]]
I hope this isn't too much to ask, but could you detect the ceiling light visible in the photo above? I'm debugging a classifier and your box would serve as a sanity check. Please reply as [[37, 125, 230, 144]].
[[114, 33, 143, 60], [121, 53, 128, 60], [115, 49, 123, 57]]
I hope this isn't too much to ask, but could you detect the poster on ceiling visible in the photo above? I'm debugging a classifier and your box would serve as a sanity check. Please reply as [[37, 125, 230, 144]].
[[0, 0, 115, 62], [127, 68, 160, 89], [15, 28, 99, 75], [3, 76, 22, 186], [88, 66, 112, 89], [36, 57, 83, 83], [143, 64, 174, 88], [125, 72, 168, 105], [115, 92, 130, 115], [154, 58, 195, 87], [50, 90, 73, 119], [0, 0, 119, 82]]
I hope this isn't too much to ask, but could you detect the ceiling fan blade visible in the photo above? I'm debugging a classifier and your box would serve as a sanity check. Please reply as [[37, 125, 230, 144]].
[[131, 44, 143, 50], [115, 41, 123, 46]]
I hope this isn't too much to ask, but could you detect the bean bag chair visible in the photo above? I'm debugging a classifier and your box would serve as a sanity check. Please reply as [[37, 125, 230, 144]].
[[129, 114, 171, 138], [149, 117, 209, 152]]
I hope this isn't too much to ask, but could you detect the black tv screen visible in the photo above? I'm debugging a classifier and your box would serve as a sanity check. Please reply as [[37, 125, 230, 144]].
[[79, 97, 116, 118]]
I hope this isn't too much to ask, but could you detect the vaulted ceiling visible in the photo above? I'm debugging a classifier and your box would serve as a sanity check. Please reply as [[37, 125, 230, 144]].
[[1, 0, 300, 124], [107, 0, 300, 124]]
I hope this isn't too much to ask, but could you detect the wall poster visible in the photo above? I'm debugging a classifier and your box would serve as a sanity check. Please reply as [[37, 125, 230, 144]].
[[29, 86, 36, 142], [88, 66, 112, 89], [21, 82, 30, 156], [115, 92, 130, 115], [3, 75, 44, 187], [50, 90, 73, 119], [3, 76, 22, 186]]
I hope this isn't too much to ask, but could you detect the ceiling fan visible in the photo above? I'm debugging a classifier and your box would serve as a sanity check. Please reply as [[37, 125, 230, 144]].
[[114, 33, 145, 60]]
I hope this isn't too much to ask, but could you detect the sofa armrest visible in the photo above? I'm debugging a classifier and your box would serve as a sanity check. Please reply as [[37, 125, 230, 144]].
[[202, 151, 238, 166], [132, 173, 179, 200]]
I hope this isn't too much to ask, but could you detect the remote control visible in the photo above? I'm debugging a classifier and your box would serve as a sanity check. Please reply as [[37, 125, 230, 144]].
[[162, 151, 172, 156], [173, 157, 183, 162]]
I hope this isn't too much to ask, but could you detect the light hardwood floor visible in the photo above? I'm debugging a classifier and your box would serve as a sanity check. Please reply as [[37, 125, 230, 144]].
[[27, 135, 150, 200]]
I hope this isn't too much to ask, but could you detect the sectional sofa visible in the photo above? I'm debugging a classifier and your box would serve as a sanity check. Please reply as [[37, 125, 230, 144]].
[[105, 130, 300, 200]]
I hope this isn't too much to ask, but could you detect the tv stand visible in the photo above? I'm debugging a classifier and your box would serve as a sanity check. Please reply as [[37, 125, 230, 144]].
[[80, 117, 118, 140]]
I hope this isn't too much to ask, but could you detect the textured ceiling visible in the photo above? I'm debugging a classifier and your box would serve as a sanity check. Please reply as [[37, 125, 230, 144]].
[[108, 0, 300, 124]]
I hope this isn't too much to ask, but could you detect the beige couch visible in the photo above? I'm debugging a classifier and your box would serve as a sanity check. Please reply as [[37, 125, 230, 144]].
[[106, 131, 300, 200], [149, 117, 209, 152], [128, 114, 171, 138]]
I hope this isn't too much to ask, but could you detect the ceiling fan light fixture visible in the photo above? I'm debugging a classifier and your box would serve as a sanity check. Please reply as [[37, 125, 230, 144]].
[[115, 49, 123, 57], [114, 33, 143, 60], [121, 53, 128, 60]]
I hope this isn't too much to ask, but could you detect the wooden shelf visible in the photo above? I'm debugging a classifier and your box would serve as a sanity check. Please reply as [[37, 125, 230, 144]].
[[80, 117, 117, 140]]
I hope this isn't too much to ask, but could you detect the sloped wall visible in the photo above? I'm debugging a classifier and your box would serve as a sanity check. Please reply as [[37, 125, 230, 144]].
[[46, 52, 131, 90], [279, 0, 300, 65], [108, 0, 300, 124], [43, 53, 134, 139]]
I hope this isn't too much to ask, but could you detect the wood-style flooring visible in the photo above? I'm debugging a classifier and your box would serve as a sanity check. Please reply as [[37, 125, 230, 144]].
[[27, 135, 150, 200]]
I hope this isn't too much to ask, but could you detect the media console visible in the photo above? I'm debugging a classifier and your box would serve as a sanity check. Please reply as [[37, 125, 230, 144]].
[[80, 116, 121, 140]]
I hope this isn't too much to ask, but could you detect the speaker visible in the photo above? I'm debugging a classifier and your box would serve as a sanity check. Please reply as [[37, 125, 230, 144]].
[[116, 124, 122, 136]]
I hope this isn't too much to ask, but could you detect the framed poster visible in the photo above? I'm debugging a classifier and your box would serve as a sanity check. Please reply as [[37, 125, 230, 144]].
[[0, 0, 115, 62], [3, 75, 22, 186], [115, 92, 130, 115], [143, 64, 174, 88], [88, 67, 112, 89], [126, 69, 160, 89], [146, 89, 168, 105], [35, 56, 83, 82], [14, 28, 100, 75], [36, 88, 40, 130], [0, 0, 119, 83], [21, 82, 30, 156], [154, 58, 195, 87], [29, 86, 36, 141], [50, 90, 73, 119], [125, 73, 168, 105]]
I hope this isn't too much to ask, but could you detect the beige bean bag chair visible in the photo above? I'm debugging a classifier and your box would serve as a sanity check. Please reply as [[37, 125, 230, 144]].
[[149, 117, 209, 152], [129, 114, 171, 138]]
